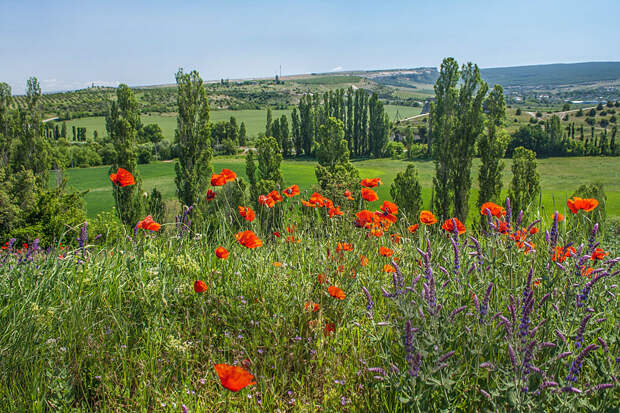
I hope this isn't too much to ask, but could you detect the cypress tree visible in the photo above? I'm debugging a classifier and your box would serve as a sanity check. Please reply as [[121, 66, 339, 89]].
[[265, 107, 273, 138], [279, 115, 290, 157]]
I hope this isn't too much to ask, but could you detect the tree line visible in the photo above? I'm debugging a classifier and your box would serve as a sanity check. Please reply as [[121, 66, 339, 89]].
[[266, 87, 390, 158]]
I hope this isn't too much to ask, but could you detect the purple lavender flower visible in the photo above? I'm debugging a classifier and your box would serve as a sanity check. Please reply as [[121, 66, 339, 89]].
[[577, 271, 609, 307], [574, 314, 593, 349], [480, 282, 493, 321], [404, 320, 421, 377], [587, 223, 599, 253], [449, 236, 460, 274], [505, 197, 511, 227], [361, 286, 374, 318], [468, 236, 483, 270], [566, 344, 599, 382], [438, 351, 455, 363]]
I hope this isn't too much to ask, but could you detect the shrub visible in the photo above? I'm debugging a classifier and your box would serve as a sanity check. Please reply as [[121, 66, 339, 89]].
[[390, 164, 422, 220], [508, 146, 540, 215]]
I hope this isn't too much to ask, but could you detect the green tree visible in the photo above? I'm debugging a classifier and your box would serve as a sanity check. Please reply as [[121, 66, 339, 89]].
[[314, 117, 360, 202], [265, 107, 273, 138], [431, 59, 488, 221], [390, 164, 423, 220], [368, 93, 389, 157], [106, 84, 144, 225], [256, 136, 283, 185], [245, 151, 257, 188], [174, 69, 213, 208], [478, 84, 508, 207], [299, 96, 314, 156], [508, 146, 540, 214], [290, 108, 300, 156], [147, 187, 165, 223], [279, 115, 291, 157], [238, 121, 247, 146]]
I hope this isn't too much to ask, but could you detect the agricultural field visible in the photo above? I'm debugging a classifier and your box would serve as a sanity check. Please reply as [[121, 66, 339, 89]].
[[55, 105, 421, 142], [58, 156, 620, 220]]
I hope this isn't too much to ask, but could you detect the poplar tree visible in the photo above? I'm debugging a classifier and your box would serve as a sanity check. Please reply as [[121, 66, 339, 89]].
[[291, 108, 302, 156], [106, 84, 144, 225], [279, 115, 290, 157], [174, 69, 213, 208], [431, 58, 488, 221], [265, 107, 273, 138], [478, 84, 508, 207], [239, 122, 247, 146], [369, 93, 389, 157], [390, 164, 423, 220], [509, 146, 540, 214]]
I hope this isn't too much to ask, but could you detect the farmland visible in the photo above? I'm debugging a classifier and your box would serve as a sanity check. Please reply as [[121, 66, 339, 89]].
[[59, 156, 620, 220]]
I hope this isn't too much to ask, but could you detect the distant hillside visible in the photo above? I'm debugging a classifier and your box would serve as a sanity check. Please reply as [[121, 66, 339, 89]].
[[480, 62, 620, 87]]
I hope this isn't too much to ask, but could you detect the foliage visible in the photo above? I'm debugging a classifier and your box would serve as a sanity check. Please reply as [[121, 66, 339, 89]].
[[509, 146, 541, 214], [390, 163, 422, 220], [431, 58, 488, 222], [174, 69, 213, 209], [478, 84, 508, 207], [256, 136, 283, 186], [106, 84, 144, 225]]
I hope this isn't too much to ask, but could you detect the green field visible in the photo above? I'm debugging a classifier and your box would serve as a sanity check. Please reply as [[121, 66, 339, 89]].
[[59, 157, 620, 220], [57, 105, 419, 142]]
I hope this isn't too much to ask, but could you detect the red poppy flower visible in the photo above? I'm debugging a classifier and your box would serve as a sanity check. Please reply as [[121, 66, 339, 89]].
[[301, 199, 316, 208], [497, 221, 510, 233], [273, 231, 281, 238], [238, 206, 255, 222], [137, 215, 161, 231], [383, 264, 395, 273], [529, 227, 539, 235], [258, 194, 276, 208], [552, 246, 575, 263], [214, 364, 256, 392], [337, 242, 353, 252], [567, 197, 599, 214], [390, 233, 402, 243], [361, 178, 382, 188], [211, 174, 227, 186], [328, 285, 346, 300], [380, 246, 394, 257], [581, 267, 594, 278], [282, 184, 300, 197], [419, 211, 437, 225], [286, 225, 296, 233], [557, 213, 565, 222], [109, 168, 135, 187], [317, 273, 326, 284], [309, 192, 326, 207], [355, 210, 375, 228], [194, 280, 207, 293], [480, 202, 506, 217], [361, 188, 378, 202], [441, 218, 466, 235], [324, 198, 334, 209], [408, 224, 419, 234], [591, 248, 608, 261], [328, 206, 344, 218], [305, 302, 320, 312], [380, 201, 399, 216], [215, 246, 229, 259], [220, 168, 237, 182], [324, 323, 335, 335], [235, 230, 263, 248], [206, 189, 216, 201], [360, 255, 369, 266], [269, 190, 283, 203], [344, 190, 355, 200]]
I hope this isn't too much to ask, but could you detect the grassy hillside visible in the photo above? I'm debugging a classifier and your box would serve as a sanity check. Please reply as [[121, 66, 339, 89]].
[[58, 157, 620, 220]]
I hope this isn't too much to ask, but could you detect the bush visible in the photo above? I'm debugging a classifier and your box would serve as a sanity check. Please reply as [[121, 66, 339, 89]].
[[386, 141, 405, 159], [390, 163, 422, 220]]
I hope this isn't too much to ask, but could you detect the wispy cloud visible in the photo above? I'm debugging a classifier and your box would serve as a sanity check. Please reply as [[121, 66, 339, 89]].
[[331, 66, 343, 72]]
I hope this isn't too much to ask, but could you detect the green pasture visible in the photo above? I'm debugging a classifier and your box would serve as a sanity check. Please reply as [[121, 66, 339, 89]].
[[58, 157, 620, 220], [56, 105, 418, 142]]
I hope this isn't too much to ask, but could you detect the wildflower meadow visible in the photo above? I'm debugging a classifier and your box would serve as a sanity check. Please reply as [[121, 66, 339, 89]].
[[0, 167, 618, 411]]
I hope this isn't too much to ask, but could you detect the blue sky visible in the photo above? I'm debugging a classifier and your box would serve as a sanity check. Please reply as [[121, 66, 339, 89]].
[[1, 0, 619, 94]]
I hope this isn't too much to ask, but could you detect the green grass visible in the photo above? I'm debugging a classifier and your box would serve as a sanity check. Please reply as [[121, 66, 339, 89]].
[[1, 182, 618, 410], [60, 157, 620, 220]]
